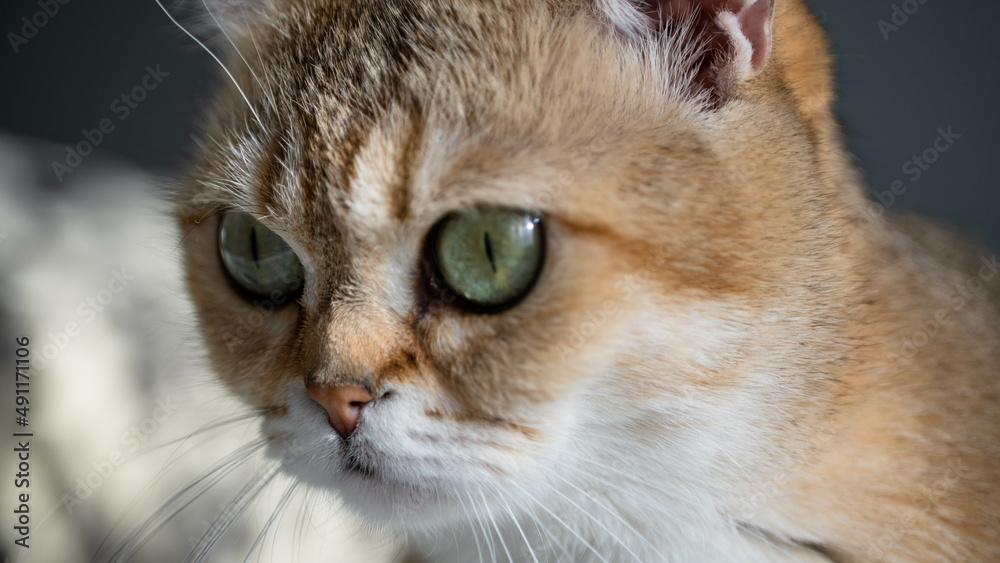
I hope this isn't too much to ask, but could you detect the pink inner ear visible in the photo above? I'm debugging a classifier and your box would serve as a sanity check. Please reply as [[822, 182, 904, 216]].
[[735, 0, 773, 71], [644, 0, 773, 73]]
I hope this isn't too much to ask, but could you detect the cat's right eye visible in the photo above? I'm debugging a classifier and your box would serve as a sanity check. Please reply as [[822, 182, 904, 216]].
[[218, 211, 303, 300]]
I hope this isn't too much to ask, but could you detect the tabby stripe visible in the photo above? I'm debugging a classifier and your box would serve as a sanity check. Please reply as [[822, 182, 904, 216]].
[[390, 104, 426, 222]]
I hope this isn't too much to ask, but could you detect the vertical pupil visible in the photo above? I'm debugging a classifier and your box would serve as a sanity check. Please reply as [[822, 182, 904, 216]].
[[250, 225, 260, 268], [483, 230, 496, 273]]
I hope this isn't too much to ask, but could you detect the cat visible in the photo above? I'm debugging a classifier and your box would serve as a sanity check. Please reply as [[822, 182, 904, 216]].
[[174, 0, 1000, 561]]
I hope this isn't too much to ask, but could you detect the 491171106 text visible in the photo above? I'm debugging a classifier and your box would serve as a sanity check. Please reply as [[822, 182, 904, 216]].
[[13, 336, 33, 549]]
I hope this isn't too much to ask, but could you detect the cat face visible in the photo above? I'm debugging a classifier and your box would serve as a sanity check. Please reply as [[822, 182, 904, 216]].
[[178, 0, 841, 533]]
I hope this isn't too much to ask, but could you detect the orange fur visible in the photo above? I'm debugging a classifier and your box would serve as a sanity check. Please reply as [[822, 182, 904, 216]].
[[176, 0, 999, 560]]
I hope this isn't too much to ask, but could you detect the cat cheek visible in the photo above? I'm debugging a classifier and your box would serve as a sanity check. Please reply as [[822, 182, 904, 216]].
[[206, 310, 302, 407]]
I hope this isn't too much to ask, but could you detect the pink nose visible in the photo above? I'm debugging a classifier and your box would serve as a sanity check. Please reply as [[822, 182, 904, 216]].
[[306, 384, 375, 439]]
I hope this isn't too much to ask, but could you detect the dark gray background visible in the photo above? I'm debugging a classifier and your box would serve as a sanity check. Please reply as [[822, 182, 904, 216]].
[[1, 0, 997, 248]]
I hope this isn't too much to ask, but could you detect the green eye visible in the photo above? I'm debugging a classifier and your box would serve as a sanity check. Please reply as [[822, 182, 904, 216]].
[[218, 212, 303, 299], [432, 207, 544, 310]]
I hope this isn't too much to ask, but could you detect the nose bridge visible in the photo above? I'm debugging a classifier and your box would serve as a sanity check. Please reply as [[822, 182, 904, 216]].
[[308, 300, 411, 389]]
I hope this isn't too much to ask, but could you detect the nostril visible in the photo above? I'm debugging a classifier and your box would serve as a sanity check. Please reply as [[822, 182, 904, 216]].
[[306, 383, 377, 440]]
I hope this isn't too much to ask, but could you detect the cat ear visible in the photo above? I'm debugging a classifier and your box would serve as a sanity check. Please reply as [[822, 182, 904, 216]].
[[600, 0, 776, 104]]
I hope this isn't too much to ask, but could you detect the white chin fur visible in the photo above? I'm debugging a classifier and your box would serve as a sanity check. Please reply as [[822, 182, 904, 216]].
[[261, 382, 548, 533]]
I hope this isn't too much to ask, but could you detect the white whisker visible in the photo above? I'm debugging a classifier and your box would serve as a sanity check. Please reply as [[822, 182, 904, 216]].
[[242, 481, 300, 562], [466, 489, 499, 563], [550, 462, 667, 559], [508, 481, 610, 563], [455, 488, 485, 563], [537, 480, 643, 562], [185, 461, 282, 563], [153, 0, 262, 125], [102, 438, 269, 562], [479, 487, 514, 563], [496, 490, 541, 563]]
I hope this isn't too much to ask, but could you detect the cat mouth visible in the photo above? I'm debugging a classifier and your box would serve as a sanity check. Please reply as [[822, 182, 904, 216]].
[[343, 450, 380, 479]]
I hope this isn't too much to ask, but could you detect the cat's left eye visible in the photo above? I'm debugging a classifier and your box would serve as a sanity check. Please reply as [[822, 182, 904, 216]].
[[218, 211, 303, 299], [431, 207, 544, 311]]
